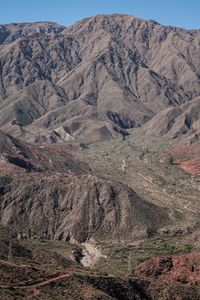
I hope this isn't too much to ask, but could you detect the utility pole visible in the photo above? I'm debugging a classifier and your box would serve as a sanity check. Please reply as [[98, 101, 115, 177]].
[[8, 239, 12, 261], [127, 251, 132, 276]]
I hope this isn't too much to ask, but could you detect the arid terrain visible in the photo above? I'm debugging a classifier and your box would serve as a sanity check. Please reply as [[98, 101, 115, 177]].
[[0, 14, 200, 145], [0, 14, 200, 299]]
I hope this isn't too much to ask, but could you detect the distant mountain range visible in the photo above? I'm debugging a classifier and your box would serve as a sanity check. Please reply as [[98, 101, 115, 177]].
[[0, 14, 200, 144]]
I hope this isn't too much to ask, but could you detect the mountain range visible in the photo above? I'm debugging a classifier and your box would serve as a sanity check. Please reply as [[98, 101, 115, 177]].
[[0, 14, 200, 300], [0, 14, 200, 144]]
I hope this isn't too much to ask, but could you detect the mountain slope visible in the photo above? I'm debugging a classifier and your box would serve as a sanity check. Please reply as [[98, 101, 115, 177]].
[[145, 96, 200, 145], [0, 15, 200, 143], [0, 132, 170, 242]]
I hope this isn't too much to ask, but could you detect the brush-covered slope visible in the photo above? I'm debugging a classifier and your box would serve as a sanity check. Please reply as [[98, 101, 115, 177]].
[[0, 15, 200, 143], [0, 226, 200, 300], [0, 132, 169, 242]]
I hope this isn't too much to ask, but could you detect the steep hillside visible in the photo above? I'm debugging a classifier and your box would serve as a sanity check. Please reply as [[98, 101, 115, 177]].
[[0, 132, 169, 242], [0, 226, 200, 300], [145, 96, 200, 145], [0, 15, 200, 143]]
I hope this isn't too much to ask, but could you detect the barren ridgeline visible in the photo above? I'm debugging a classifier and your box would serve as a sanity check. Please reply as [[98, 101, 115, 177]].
[[0, 14, 200, 145]]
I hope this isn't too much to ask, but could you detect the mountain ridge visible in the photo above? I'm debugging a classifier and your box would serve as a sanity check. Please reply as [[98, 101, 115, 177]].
[[0, 14, 200, 144], [0, 131, 170, 242]]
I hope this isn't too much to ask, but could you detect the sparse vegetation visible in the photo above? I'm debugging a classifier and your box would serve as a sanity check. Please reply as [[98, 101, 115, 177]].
[[0, 12, 200, 299]]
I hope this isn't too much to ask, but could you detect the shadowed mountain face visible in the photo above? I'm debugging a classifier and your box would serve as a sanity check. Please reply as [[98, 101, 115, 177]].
[[0, 14, 200, 143]]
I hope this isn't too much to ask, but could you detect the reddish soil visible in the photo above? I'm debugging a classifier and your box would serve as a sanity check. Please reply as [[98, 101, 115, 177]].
[[135, 253, 200, 284], [160, 145, 200, 176]]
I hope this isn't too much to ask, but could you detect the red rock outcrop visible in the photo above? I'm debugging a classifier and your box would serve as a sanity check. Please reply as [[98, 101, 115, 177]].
[[136, 253, 200, 284]]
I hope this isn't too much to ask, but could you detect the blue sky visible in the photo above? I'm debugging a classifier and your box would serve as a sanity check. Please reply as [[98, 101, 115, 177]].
[[1, 0, 200, 29]]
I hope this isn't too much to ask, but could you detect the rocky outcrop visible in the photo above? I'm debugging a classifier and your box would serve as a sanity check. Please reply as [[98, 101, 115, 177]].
[[135, 253, 200, 284], [160, 144, 200, 176], [134, 253, 200, 300]]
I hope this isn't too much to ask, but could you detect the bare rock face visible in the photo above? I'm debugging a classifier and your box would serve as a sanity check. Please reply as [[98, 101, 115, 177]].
[[135, 253, 200, 285], [135, 253, 200, 300], [0, 14, 200, 143]]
